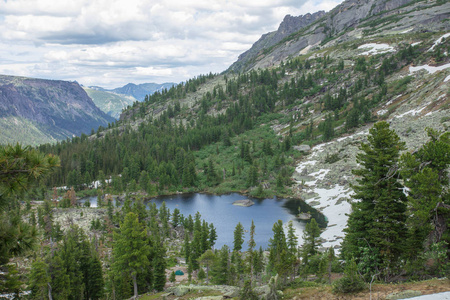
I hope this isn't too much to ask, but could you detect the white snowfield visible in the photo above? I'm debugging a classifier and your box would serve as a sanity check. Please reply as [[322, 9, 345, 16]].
[[358, 43, 395, 56], [409, 63, 450, 75], [294, 134, 370, 249], [395, 102, 430, 119], [428, 32, 450, 52]]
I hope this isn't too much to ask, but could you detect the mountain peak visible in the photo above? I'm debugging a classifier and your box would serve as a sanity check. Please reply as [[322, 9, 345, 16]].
[[278, 11, 325, 36]]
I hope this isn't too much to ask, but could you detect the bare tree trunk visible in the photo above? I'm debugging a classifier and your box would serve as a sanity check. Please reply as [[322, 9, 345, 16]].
[[48, 283, 53, 300], [132, 273, 138, 299]]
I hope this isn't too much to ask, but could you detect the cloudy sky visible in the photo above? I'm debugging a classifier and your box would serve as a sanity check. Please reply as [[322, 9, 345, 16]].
[[0, 0, 341, 89]]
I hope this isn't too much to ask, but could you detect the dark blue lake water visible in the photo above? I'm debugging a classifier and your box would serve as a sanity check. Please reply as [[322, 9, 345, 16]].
[[80, 193, 325, 249]]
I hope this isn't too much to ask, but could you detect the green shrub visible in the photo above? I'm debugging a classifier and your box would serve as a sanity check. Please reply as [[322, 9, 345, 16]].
[[332, 276, 366, 293], [332, 258, 366, 294]]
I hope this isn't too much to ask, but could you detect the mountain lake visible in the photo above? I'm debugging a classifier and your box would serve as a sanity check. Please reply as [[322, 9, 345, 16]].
[[79, 193, 326, 249]]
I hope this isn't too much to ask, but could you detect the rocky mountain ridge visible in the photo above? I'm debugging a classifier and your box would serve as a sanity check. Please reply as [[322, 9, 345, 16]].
[[227, 10, 325, 72], [0, 75, 115, 145], [228, 0, 450, 72], [90, 82, 177, 102]]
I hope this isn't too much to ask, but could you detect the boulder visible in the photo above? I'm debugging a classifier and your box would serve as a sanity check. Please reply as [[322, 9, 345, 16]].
[[222, 288, 240, 298], [173, 286, 190, 296], [232, 199, 254, 207], [293, 145, 311, 152]]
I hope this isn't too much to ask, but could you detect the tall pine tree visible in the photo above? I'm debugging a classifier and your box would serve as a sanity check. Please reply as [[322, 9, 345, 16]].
[[341, 121, 406, 280], [112, 212, 150, 298]]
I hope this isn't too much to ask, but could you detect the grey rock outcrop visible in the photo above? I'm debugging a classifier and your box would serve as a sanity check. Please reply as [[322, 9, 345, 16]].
[[228, 0, 450, 73], [228, 11, 325, 72]]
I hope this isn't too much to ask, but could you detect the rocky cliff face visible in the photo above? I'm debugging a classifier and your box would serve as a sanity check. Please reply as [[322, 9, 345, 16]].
[[0, 75, 115, 145], [228, 10, 325, 72], [228, 0, 450, 72]]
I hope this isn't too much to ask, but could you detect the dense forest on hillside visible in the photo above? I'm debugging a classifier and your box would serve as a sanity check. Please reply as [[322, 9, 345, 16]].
[[37, 34, 447, 198]]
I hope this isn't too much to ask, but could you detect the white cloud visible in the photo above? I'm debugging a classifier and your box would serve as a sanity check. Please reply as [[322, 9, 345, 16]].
[[0, 0, 342, 88]]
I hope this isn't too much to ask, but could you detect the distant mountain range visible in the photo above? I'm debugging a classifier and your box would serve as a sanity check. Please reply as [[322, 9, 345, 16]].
[[89, 82, 177, 102], [82, 87, 135, 119], [85, 82, 177, 119], [0, 75, 115, 145]]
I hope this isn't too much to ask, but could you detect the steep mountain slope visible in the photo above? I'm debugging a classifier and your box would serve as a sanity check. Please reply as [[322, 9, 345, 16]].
[[228, 10, 325, 72], [83, 86, 135, 119], [228, 0, 450, 73], [0, 75, 115, 145]]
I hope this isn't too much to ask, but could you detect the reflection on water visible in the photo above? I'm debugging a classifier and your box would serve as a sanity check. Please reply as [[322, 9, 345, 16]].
[[81, 193, 324, 249]]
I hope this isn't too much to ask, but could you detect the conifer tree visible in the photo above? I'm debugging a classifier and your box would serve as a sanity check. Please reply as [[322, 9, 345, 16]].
[[233, 222, 245, 252], [268, 220, 289, 282], [172, 208, 180, 227], [28, 259, 50, 300], [247, 220, 256, 281], [302, 218, 321, 265], [213, 245, 230, 285], [401, 129, 450, 259], [341, 121, 406, 279], [112, 212, 150, 298], [198, 249, 216, 284], [209, 223, 217, 249], [287, 221, 299, 281], [152, 235, 167, 291]]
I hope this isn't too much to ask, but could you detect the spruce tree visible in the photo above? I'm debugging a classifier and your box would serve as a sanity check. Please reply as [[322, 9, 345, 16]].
[[268, 220, 289, 281], [112, 212, 150, 298], [198, 249, 216, 284], [233, 222, 245, 252], [209, 223, 217, 249], [29, 259, 50, 300], [152, 235, 167, 291], [401, 129, 450, 259], [302, 218, 321, 265], [341, 121, 406, 279], [212, 245, 230, 285]]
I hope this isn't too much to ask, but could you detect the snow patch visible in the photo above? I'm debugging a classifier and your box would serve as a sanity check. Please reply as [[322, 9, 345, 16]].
[[91, 178, 113, 189], [295, 160, 317, 174], [409, 63, 450, 74], [395, 103, 430, 119], [401, 28, 413, 34], [411, 41, 421, 47], [336, 130, 368, 142], [358, 43, 395, 56], [294, 135, 366, 249], [445, 75, 450, 82], [377, 109, 388, 116], [428, 32, 450, 52], [307, 169, 330, 185], [312, 186, 353, 249]]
